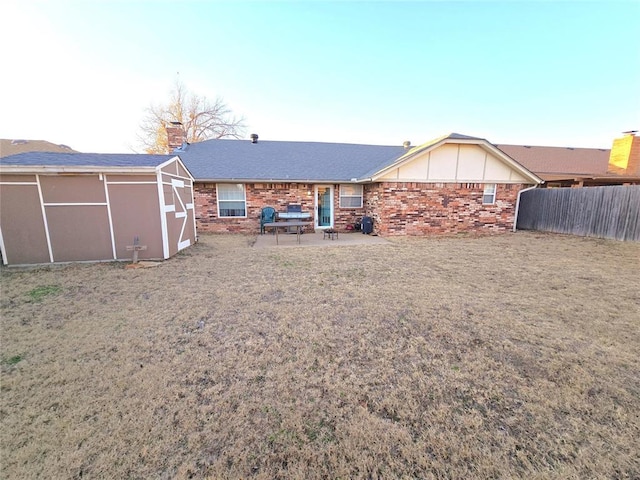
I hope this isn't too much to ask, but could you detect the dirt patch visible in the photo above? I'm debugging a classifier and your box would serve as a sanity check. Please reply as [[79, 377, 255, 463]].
[[1, 232, 639, 479]]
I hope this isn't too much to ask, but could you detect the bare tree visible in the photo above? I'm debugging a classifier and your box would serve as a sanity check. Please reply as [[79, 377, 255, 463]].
[[138, 80, 246, 154]]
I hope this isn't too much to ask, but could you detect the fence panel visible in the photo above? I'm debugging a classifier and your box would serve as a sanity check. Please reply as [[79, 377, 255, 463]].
[[517, 185, 640, 241]]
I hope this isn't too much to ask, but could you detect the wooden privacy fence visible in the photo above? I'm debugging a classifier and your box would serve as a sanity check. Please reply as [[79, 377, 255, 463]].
[[516, 185, 640, 241]]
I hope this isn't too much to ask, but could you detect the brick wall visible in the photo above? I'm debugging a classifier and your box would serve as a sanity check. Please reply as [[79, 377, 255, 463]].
[[194, 182, 528, 235], [366, 182, 526, 235], [333, 186, 367, 231], [194, 182, 317, 233]]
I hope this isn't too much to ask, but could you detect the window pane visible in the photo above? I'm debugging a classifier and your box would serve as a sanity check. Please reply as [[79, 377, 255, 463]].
[[340, 184, 363, 208], [341, 196, 362, 208], [483, 184, 496, 194], [217, 184, 246, 217], [217, 183, 245, 201], [220, 205, 246, 217], [482, 184, 496, 204], [340, 184, 362, 196]]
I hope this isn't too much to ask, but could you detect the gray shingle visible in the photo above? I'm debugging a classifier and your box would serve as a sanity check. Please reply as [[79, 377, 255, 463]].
[[0, 152, 173, 167], [177, 139, 406, 181]]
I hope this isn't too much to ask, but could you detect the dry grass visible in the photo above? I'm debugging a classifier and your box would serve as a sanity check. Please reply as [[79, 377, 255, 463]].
[[1, 232, 639, 479]]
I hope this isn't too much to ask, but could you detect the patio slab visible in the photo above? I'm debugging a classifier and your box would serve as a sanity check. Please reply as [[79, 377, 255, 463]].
[[253, 230, 388, 248]]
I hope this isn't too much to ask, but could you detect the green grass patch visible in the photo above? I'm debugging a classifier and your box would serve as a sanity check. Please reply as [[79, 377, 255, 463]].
[[2, 354, 24, 366], [28, 285, 62, 302]]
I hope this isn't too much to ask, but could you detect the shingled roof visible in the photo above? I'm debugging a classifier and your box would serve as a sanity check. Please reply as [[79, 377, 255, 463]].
[[176, 139, 406, 182], [495, 144, 611, 179], [1, 135, 618, 184], [0, 152, 175, 169]]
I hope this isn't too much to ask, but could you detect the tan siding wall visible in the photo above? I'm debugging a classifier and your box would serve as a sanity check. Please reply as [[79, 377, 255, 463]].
[[109, 184, 164, 259], [0, 169, 196, 265], [166, 214, 180, 257], [0, 174, 37, 183], [106, 175, 157, 183], [176, 163, 190, 179], [0, 184, 50, 264], [46, 205, 113, 261], [40, 175, 106, 203]]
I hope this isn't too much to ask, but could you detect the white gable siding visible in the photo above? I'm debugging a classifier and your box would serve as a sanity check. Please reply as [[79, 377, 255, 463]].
[[428, 144, 458, 180], [456, 145, 486, 180], [378, 143, 530, 184], [397, 158, 427, 179]]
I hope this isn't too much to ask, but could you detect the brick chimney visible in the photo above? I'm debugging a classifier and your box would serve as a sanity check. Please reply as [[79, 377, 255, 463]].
[[608, 131, 640, 176], [166, 122, 186, 152]]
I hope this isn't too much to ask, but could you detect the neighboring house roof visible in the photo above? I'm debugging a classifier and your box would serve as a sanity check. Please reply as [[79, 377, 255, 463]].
[[495, 144, 610, 179], [0, 139, 77, 157], [0, 152, 182, 174], [176, 139, 407, 182]]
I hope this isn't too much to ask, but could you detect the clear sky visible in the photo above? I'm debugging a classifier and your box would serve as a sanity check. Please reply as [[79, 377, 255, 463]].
[[1, 0, 639, 153]]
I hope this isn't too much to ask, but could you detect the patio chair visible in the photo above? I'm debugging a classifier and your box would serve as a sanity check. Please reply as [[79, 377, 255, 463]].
[[260, 206, 277, 234]]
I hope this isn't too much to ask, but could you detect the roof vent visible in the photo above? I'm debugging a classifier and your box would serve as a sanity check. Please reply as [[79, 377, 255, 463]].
[[403, 140, 411, 149], [250, 133, 259, 144], [11, 139, 28, 145]]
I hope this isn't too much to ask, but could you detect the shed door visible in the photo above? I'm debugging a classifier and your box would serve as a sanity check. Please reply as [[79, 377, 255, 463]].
[[165, 178, 195, 257]]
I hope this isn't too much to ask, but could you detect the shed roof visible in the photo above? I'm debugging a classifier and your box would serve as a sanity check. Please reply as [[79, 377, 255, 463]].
[[0, 151, 174, 167]]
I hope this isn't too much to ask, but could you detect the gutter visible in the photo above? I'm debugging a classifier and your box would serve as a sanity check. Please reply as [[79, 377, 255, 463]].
[[512, 185, 539, 232]]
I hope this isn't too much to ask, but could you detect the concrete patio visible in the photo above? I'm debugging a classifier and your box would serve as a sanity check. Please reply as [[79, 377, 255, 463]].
[[253, 230, 389, 248]]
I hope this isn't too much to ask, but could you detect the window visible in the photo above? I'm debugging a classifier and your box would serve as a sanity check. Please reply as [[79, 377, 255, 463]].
[[217, 183, 246, 217], [339, 184, 363, 208], [482, 184, 497, 204]]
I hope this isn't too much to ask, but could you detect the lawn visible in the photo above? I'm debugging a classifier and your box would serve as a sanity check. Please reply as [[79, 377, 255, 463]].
[[1, 232, 639, 479]]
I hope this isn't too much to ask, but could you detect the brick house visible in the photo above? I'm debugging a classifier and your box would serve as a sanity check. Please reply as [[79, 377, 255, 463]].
[[175, 132, 543, 235]]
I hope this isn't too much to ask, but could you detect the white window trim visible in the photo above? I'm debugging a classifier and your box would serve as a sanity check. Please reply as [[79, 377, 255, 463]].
[[216, 183, 247, 218], [482, 183, 497, 205], [339, 184, 363, 209]]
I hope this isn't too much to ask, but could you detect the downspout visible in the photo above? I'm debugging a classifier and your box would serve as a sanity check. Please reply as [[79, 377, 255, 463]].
[[512, 185, 539, 232]]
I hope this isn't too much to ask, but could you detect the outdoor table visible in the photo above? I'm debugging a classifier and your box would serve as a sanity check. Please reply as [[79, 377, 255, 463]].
[[263, 221, 312, 245]]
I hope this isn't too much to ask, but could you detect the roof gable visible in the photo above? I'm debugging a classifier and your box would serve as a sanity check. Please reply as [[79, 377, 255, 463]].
[[371, 134, 542, 184]]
